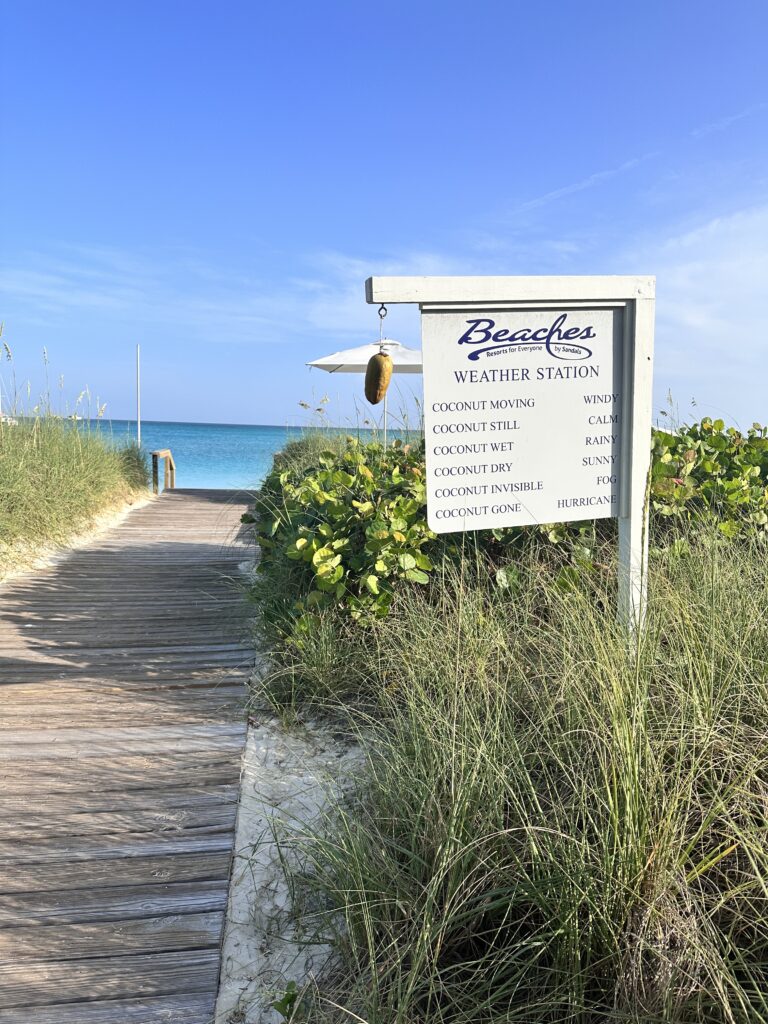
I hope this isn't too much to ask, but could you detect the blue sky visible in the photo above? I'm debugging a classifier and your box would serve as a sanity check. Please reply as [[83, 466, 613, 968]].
[[1, 0, 766, 428]]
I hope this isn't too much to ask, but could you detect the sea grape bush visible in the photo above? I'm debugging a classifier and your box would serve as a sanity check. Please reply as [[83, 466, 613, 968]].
[[650, 417, 768, 536], [246, 419, 768, 621], [247, 438, 435, 619]]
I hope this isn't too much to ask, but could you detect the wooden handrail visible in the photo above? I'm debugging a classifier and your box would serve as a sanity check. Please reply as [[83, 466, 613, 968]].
[[151, 449, 176, 494]]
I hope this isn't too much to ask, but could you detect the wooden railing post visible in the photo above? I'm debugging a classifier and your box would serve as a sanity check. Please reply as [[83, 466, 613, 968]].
[[151, 449, 175, 494]]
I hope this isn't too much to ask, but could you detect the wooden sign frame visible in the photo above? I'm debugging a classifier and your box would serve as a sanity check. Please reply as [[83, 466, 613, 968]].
[[366, 275, 655, 630]]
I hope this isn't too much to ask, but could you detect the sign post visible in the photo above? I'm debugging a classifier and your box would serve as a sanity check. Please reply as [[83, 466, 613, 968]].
[[365, 276, 655, 631]]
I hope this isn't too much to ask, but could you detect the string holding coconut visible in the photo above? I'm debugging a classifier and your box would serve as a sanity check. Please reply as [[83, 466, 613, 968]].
[[364, 304, 393, 405]]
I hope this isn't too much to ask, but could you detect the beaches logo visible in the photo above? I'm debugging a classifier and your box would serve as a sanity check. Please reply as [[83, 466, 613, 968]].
[[457, 314, 595, 361]]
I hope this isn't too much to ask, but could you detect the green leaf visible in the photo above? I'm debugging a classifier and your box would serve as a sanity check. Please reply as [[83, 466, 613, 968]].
[[316, 564, 344, 589], [495, 566, 520, 591], [271, 980, 298, 1019], [717, 519, 741, 538], [311, 545, 334, 566], [315, 555, 342, 577], [364, 573, 380, 595], [404, 568, 429, 584], [654, 431, 677, 447]]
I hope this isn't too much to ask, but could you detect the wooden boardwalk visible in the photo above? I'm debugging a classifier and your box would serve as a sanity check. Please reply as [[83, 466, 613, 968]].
[[0, 490, 254, 1023]]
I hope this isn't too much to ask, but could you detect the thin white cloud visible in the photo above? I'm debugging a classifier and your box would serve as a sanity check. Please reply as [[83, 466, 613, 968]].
[[0, 244, 443, 352], [511, 153, 657, 214], [299, 249, 460, 342], [624, 203, 768, 425], [0, 268, 139, 311], [506, 103, 765, 221], [0, 246, 309, 344], [691, 101, 767, 138]]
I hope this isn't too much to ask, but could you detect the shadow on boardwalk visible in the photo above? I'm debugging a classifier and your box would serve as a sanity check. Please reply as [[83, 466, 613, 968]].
[[0, 489, 255, 1023]]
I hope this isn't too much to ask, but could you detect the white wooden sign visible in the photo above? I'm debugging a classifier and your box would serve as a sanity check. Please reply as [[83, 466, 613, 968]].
[[420, 307, 622, 532], [365, 276, 655, 629]]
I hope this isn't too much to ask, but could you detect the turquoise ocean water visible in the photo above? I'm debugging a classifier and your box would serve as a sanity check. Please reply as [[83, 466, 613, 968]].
[[103, 420, 303, 490]]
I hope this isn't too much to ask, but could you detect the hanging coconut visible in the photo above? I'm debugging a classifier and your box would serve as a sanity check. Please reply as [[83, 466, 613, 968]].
[[364, 351, 393, 405]]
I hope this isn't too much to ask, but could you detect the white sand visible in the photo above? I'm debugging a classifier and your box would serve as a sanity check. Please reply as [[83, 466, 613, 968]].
[[215, 714, 361, 1023]]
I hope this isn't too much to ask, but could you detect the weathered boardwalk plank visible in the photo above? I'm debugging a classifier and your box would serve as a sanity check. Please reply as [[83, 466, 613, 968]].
[[0, 489, 253, 1019]]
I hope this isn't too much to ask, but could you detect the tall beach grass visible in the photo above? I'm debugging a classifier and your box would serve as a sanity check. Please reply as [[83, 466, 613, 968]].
[[0, 343, 149, 576], [255, 528, 768, 1022]]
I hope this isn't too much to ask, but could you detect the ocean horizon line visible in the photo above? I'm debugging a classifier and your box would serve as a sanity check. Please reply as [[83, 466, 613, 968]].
[[88, 418, 384, 432]]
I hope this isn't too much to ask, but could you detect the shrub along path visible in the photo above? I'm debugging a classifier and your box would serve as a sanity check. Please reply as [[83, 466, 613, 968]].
[[0, 489, 254, 1023]]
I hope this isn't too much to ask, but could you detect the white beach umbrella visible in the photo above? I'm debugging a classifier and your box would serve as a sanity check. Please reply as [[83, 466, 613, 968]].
[[307, 339, 423, 443], [306, 339, 422, 374]]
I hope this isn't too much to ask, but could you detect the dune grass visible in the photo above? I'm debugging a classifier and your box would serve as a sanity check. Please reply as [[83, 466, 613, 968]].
[[254, 527, 768, 1022], [0, 416, 148, 576]]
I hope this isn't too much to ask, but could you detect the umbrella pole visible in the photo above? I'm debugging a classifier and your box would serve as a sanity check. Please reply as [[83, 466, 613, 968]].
[[383, 392, 388, 448]]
